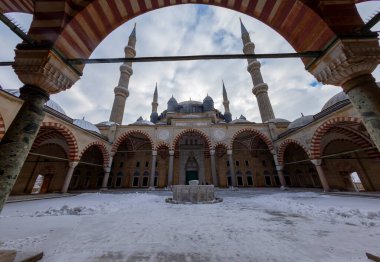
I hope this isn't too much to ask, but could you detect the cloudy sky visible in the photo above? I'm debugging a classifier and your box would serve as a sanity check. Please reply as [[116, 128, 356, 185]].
[[0, 2, 379, 125]]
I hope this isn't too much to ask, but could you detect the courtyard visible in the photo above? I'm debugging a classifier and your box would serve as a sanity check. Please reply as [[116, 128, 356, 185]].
[[0, 189, 379, 261]]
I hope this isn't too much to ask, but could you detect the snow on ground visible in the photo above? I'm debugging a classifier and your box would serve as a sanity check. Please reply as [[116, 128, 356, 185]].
[[0, 189, 379, 262]]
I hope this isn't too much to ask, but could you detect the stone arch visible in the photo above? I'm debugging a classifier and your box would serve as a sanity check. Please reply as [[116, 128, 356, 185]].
[[277, 139, 310, 166], [156, 142, 170, 151], [79, 141, 110, 167], [0, 0, 33, 14], [310, 117, 363, 159], [172, 128, 212, 151], [214, 142, 229, 150], [48, 0, 346, 63], [112, 130, 154, 154], [0, 112, 5, 140], [33, 122, 79, 161], [230, 128, 274, 151]]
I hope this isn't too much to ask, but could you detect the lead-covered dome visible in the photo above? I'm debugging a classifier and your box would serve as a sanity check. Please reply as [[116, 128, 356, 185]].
[[130, 116, 154, 126], [288, 115, 314, 129], [97, 121, 119, 126], [73, 118, 101, 134], [231, 115, 250, 124], [167, 96, 178, 112], [3, 89, 66, 115], [321, 91, 349, 111], [266, 118, 290, 123], [203, 95, 214, 111]]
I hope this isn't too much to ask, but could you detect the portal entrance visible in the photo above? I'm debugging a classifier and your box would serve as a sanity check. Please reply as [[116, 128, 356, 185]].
[[186, 171, 199, 185]]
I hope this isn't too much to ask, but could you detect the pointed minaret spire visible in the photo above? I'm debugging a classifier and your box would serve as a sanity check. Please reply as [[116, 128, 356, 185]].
[[240, 19, 275, 123], [109, 25, 137, 124], [240, 18, 251, 45], [222, 81, 232, 123], [150, 83, 159, 123]]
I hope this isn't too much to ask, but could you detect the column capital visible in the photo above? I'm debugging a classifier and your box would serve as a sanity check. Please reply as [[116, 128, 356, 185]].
[[104, 166, 111, 173], [311, 159, 322, 166], [169, 150, 175, 156], [209, 149, 215, 155], [227, 149, 233, 155], [152, 150, 157, 156], [308, 38, 380, 87], [13, 48, 81, 94], [275, 165, 283, 172]]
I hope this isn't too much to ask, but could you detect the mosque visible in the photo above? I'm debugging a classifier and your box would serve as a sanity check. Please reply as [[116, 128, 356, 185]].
[[1, 20, 379, 195]]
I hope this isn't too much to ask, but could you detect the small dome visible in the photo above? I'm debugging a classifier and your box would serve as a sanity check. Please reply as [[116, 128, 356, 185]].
[[266, 118, 290, 123], [73, 118, 101, 134], [97, 121, 119, 126], [167, 96, 178, 112], [130, 116, 155, 126], [321, 91, 349, 111], [203, 95, 214, 111], [45, 100, 66, 115], [4, 89, 66, 115], [288, 115, 314, 129], [231, 115, 250, 124]]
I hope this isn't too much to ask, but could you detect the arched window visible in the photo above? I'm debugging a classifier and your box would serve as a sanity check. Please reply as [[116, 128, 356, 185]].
[[142, 171, 149, 187], [132, 171, 140, 187], [116, 172, 123, 187]]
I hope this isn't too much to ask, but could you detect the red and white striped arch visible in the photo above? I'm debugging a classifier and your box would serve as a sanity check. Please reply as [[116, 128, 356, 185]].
[[33, 122, 79, 161], [48, 0, 343, 62], [0, 113, 5, 140], [79, 141, 111, 167], [230, 128, 274, 151], [112, 130, 154, 154], [310, 117, 366, 159], [0, 0, 33, 14], [277, 139, 310, 166]]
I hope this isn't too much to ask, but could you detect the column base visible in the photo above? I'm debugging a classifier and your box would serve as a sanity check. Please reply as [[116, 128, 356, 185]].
[[148, 186, 156, 191], [100, 187, 109, 191], [280, 186, 288, 191]]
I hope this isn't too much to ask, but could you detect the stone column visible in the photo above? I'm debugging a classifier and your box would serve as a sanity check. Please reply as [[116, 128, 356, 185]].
[[167, 150, 174, 187], [272, 153, 286, 188], [311, 159, 330, 192], [149, 151, 157, 188], [308, 38, 380, 152], [227, 150, 236, 187], [0, 85, 49, 212], [61, 161, 79, 193], [275, 165, 287, 188], [101, 156, 113, 189], [210, 150, 218, 186], [343, 74, 380, 152]]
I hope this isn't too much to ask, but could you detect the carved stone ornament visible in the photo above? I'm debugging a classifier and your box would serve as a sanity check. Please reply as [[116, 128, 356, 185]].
[[13, 49, 81, 94], [308, 38, 380, 87]]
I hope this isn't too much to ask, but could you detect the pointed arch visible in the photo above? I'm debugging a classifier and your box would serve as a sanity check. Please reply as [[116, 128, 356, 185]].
[[33, 122, 79, 161], [310, 117, 364, 159], [112, 130, 154, 154], [0, 0, 34, 14], [277, 139, 310, 166], [231, 128, 274, 151], [0, 113, 5, 140], [79, 141, 111, 167], [172, 128, 212, 150]]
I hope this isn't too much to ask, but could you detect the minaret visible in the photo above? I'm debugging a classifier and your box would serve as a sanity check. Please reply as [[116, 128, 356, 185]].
[[222, 81, 232, 123], [109, 24, 137, 124], [150, 83, 159, 123], [240, 19, 275, 122]]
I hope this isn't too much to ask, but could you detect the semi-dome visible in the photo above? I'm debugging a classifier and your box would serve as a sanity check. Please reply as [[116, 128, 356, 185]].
[[203, 95, 214, 111], [288, 115, 314, 129], [73, 118, 101, 134], [167, 96, 178, 112], [321, 91, 349, 111], [130, 116, 155, 126], [3, 89, 66, 115]]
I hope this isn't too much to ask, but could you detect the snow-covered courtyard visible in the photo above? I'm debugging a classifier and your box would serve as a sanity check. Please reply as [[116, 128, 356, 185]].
[[1, 189, 379, 262]]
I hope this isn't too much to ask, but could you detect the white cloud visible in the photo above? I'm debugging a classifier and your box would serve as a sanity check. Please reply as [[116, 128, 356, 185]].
[[0, 3, 379, 125]]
